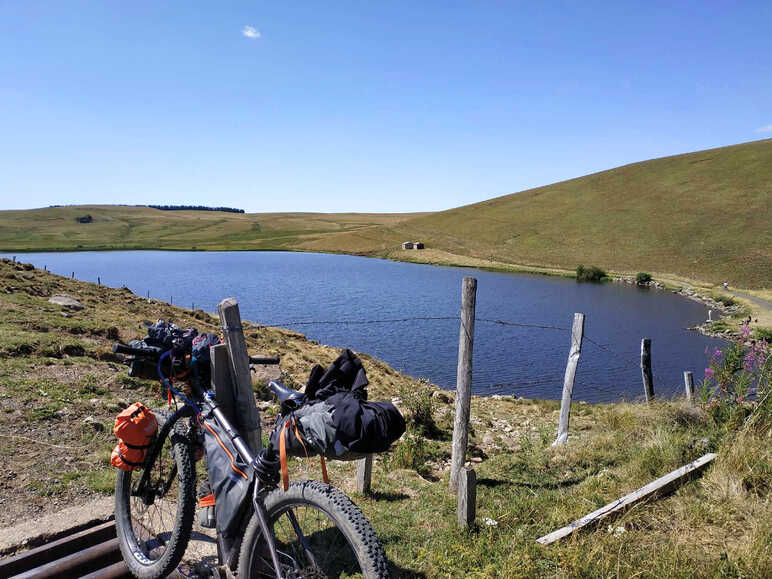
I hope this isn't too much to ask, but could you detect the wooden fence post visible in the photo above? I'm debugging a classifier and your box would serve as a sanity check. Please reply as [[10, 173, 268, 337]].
[[356, 455, 373, 494], [211, 343, 236, 422], [457, 468, 476, 529], [218, 298, 262, 453], [450, 277, 477, 492], [640, 338, 654, 402], [554, 313, 585, 445], [683, 371, 695, 404]]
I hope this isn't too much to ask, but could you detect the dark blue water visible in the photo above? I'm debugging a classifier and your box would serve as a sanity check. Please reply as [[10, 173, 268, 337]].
[[5, 251, 723, 402]]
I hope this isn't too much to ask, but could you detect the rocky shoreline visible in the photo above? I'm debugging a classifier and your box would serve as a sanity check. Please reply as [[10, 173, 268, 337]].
[[611, 275, 744, 340]]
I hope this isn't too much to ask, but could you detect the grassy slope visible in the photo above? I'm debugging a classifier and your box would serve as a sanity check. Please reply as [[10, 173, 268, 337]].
[[0, 260, 769, 576], [0, 205, 422, 252], [307, 138, 772, 288], [0, 139, 770, 288]]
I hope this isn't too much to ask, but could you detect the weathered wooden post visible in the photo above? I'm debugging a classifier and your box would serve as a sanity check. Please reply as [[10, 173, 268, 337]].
[[450, 277, 477, 492], [553, 313, 585, 445], [356, 455, 373, 494], [211, 343, 236, 422], [218, 298, 262, 453], [71, 272, 74, 279], [457, 468, 476, 529], [683, 371, 695, 404], [641, 338, 654, 402], [97, 276, 100, 285]]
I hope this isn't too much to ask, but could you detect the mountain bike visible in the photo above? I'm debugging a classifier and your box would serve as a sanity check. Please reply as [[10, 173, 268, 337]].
[[112, 341, 389, 579]]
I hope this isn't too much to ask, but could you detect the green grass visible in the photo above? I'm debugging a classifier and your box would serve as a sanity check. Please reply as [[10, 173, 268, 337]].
[[0, 260, 769, 576], [312, 138, 772, 288], [0, 205, 422, 253]]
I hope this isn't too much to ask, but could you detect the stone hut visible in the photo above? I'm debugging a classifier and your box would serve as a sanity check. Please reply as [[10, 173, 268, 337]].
[[402, 242, 414, 250]]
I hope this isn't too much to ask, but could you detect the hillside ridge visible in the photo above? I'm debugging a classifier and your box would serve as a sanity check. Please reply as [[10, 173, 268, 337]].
[[1, 138, 770, 287]]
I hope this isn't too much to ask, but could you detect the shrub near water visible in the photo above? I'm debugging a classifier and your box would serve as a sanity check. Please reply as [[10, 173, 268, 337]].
[[636, 272, 652, 284], [576, 264, 607, 282]]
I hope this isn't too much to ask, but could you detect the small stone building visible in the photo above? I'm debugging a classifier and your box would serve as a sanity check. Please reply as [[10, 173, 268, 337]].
[[402, 242, 414, 250], [414, 242, 424, 250]]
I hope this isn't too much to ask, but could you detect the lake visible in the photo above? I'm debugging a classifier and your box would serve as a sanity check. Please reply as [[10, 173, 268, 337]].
[[4, 251, 723, 402]]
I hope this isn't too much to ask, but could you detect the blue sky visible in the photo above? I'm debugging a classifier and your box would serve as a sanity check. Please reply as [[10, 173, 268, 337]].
[[1, 1, 770, 213]]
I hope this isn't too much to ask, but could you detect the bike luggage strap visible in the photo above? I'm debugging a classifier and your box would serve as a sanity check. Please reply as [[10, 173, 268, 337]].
[[279, 417, 329, 491]]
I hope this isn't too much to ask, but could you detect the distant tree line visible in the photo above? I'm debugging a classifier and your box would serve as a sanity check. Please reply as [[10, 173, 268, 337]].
[[47, 204, 245, 214], [147, 205, 245, 213]]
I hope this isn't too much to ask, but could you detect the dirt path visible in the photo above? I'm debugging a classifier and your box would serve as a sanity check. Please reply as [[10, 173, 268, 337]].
[[730, 289, 772, 311]]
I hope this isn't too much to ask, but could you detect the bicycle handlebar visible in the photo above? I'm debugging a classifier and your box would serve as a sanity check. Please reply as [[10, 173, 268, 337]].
[[112, 343, 162, 358], [249, 356, 281, 365], [115, 342, 280, 366]]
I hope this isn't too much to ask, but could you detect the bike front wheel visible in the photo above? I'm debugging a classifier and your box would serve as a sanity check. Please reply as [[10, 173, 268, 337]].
[[238, 480, 389, 578], [114, 409, 196, 579]]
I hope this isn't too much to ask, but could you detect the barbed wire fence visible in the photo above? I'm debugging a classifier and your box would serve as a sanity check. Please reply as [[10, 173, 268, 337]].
[[254, 313, 688, 402]]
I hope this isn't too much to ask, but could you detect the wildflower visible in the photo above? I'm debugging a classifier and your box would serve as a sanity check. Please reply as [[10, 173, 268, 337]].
[[607, 525, 625, 536], [704, 367, 714, 379], [483, 517, 498, 527], [713, 348, 722, 358], [741, 324, 751, 338]]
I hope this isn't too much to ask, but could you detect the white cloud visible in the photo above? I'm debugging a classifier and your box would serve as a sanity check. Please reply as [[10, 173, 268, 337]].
[[242, 25, 261, 39], [755, 125, 772, 133]]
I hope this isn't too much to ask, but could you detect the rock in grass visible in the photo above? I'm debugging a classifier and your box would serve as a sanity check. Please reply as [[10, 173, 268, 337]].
[[82, 416, 105, 432], [48, 294, 85, 310]]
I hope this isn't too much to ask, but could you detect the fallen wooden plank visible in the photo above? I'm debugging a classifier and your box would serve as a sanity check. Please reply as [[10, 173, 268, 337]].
[[536, 453, 717, 545]]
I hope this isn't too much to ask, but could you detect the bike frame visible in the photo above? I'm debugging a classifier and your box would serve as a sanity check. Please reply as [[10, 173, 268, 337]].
[[140, 349, 287, 579]]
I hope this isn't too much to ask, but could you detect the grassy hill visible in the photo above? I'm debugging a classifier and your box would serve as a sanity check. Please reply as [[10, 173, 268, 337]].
[[309, 138, 772, 288], [0, 259, 769, 576], [0, 138, 770, 287], [0, 205, 421, 252]]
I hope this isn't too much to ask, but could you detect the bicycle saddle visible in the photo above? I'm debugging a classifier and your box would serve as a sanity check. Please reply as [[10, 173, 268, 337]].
[[267, 380, 306, 414]]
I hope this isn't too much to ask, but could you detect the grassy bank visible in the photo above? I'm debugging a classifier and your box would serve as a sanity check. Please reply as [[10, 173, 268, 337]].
[[0, 205, 422, 253], [0, 260, 769, 576]]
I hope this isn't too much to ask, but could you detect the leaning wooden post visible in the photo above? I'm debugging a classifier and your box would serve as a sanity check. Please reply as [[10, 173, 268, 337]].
[[553, 313, 585, 445], [450, 277, 477, 492], [683, 371, 695, 404], [211, 343, 237, 422], [457, 467, 476, 529], [641, 338, 654, 401], [218, 298, 262, 453], [356, 455, 373, 494]]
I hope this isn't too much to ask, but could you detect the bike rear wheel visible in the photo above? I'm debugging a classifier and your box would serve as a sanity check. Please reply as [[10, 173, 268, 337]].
[[238, 480, 389, 578], [115, 409, 196, 579]]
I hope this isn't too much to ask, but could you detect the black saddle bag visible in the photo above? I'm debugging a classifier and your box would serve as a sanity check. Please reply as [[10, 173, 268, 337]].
[[269, 350, 405, 460]]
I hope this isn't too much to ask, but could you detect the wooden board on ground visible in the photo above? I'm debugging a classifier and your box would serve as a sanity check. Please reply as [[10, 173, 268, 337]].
[[536, 453, 717, 545]]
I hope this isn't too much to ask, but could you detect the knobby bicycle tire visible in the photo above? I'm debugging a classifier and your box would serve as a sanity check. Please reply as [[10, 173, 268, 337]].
[[115, 409, 196, 579], [238, 480, 390, 578]]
